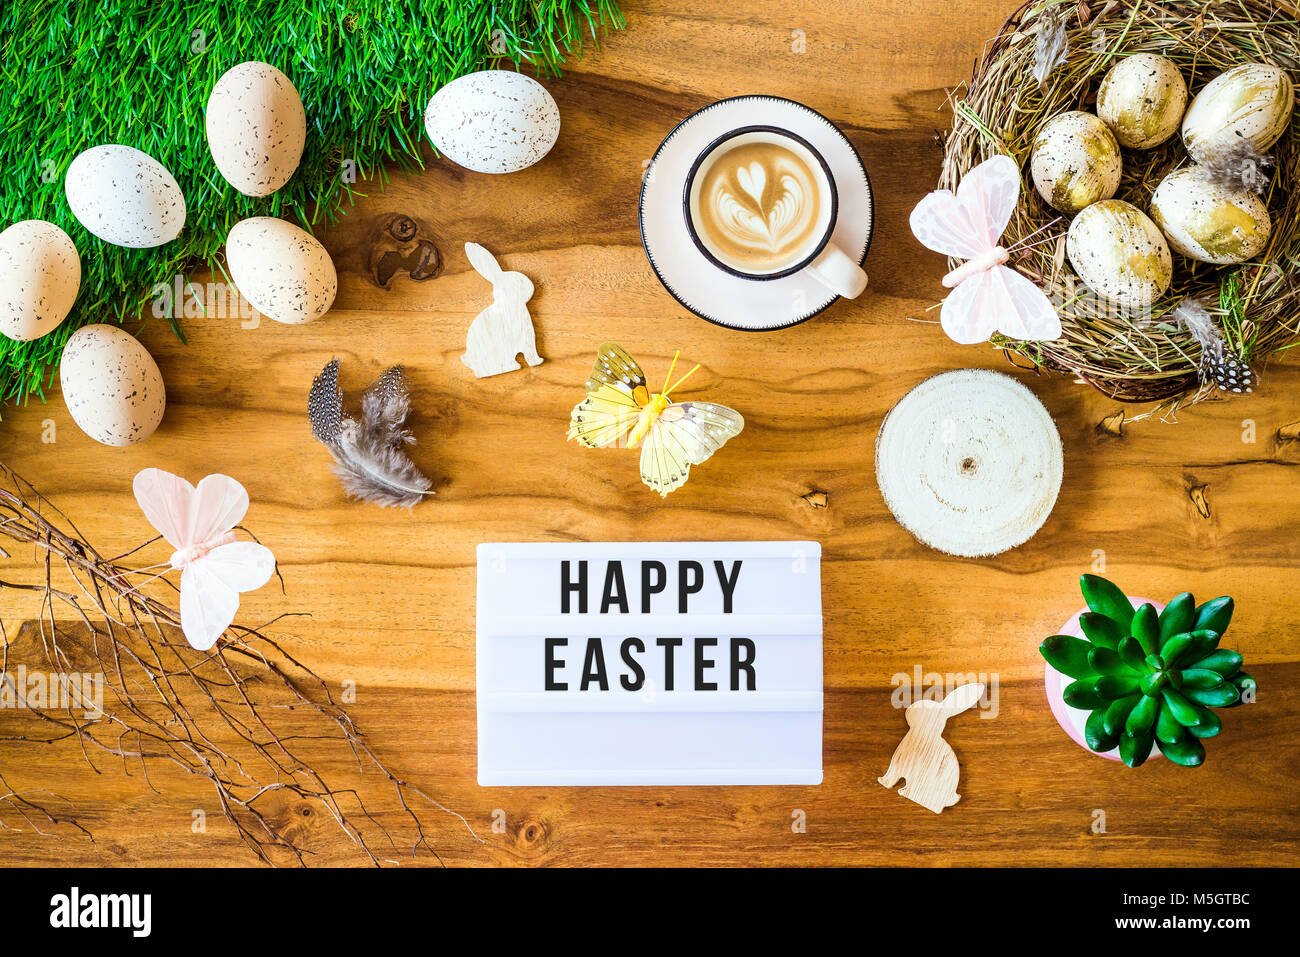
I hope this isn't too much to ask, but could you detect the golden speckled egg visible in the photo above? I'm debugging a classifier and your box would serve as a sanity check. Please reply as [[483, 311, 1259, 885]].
[[1067, 200, 1173, 309], [60, 324, 166, 447], [205, 61, 306, 197], [1150, 167, 1271, 264], [1182, 63, 1295, 163], [1031, 112, 1123, 215], [1097, 53, 1188, 149], [0, 220, 80, 342], [64, 145, 186, 248], [226, 217, 337, 324]]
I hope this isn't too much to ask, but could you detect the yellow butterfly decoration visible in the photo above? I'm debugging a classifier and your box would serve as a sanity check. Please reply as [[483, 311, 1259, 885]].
[[567, 343, 745, 497]]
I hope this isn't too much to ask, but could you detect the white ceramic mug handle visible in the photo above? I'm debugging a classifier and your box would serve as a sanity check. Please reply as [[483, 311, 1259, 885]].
[[806, 242, 868, 299]]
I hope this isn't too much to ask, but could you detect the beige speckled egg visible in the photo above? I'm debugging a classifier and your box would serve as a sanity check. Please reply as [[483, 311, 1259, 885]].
[[60, 325, 166, 447], [226, 217, 336, 324], [206, 61, 306, 197], [1097, 53, 1188, 149], [1182, 63, 1295, 163], [424, 70, 560, 174], [0, 220, 80, 342], [1067, 200, 1173, 309], [1031, 112, 1123, 215], [1150, 167, 1271, 265], [64, 145, 186, 248]]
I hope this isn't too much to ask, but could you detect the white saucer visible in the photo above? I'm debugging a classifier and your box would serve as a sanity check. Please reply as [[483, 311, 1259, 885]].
[[639, 95, 874, 331]]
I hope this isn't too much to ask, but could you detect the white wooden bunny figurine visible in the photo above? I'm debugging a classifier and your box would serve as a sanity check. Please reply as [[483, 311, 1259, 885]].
[[461, 242, 543, 378], [878, 682, 984, 814]]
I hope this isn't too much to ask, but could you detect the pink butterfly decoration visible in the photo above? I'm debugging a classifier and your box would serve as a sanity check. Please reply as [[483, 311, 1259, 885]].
[[133, 468, 276, 651], [909, 155, 1061, 345]]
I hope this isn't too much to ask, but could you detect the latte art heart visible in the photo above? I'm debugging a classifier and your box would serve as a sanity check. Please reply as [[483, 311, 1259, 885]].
[[693, 141, 824, 273], [716, 171, 809, 249], [736, 162, 767, 205]]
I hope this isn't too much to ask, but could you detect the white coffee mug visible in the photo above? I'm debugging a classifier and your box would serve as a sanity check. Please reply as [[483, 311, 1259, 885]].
[[683, 125, 868, 299]]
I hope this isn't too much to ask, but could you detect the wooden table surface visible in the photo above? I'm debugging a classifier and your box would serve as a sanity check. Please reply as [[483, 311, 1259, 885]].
[[2, 0, 1298, 867]]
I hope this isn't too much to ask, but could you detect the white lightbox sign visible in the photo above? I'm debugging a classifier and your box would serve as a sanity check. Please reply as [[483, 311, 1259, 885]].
[[476, 541, 822, 786]]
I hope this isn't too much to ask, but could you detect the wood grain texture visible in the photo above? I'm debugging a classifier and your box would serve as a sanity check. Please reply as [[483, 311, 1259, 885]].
[[2, 0, 1298, 866]]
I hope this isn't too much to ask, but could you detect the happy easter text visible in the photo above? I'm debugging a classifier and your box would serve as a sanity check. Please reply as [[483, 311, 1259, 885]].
[[545, 559, 756, 692]]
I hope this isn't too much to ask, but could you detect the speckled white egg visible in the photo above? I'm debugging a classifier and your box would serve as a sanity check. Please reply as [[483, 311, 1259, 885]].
[[226, 217, 337, 324], [0, 220, 80, 342], [1067, 200, 1173, 309], [1097, 53, 1188, 149], [1031, 112, 1123, 215], [1182, 63, 1295, 163], [65, 145, 186, 248], [424, 70, 560, 174], [206, 61, 306, 197], [1150, 167, 1272, 264], [60, 324, 166, 447]]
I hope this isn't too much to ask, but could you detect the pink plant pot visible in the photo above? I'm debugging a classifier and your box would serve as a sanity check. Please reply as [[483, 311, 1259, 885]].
[[1044, 597, 1164, 762]]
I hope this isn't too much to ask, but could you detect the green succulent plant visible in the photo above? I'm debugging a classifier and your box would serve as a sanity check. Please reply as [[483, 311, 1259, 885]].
[[1041, 574, 1255, 768]]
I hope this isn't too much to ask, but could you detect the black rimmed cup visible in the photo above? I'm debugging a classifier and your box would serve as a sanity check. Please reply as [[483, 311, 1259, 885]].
[[682, 125, 868, 298]]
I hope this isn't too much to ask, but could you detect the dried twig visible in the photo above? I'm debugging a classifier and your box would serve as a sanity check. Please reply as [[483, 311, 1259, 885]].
[[0, 462, 480, 865]]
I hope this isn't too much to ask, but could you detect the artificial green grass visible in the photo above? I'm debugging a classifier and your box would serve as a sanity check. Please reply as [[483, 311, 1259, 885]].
[[0, 0, 623, 406]]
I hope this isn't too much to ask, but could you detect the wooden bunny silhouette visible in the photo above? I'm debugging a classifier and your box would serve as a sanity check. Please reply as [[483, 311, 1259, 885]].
[[461, 242, 543, 378], [879, 682, 984, 814]]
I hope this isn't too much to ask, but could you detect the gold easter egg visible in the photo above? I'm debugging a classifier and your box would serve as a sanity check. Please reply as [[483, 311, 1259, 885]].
[[1150, 167, 1272, 265], [1182, 63, 1295, 163], [1097, 53, 1189, 149], [1031, 111, 1123, 215], [1067, 200, 1173, 310]]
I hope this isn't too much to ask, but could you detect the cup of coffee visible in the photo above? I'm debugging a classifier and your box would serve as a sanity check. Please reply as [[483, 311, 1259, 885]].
[[683, 125, 868, 299]]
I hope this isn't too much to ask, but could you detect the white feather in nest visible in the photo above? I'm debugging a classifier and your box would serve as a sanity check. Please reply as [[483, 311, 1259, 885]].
[[1033, 5, 1070, 87], [309, 358, 434, 508]]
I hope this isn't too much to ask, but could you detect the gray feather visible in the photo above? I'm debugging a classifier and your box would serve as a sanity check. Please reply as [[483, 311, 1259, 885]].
[[308, 358, 343, 443], [361, 366, 415, 446], [1033, 6, 1069, 87], [1200, 141, 1273, 194], [308, 359, 434, 508], [1172, 298, 1256, 393], [1172, 299, 1224, 362]]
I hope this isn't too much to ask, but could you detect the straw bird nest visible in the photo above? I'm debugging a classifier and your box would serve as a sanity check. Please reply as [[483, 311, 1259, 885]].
[[941, 0, 1300, 417]]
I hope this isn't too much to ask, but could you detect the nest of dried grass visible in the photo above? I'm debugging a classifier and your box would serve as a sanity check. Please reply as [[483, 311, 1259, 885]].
[[942, 0, 1300, 418]]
